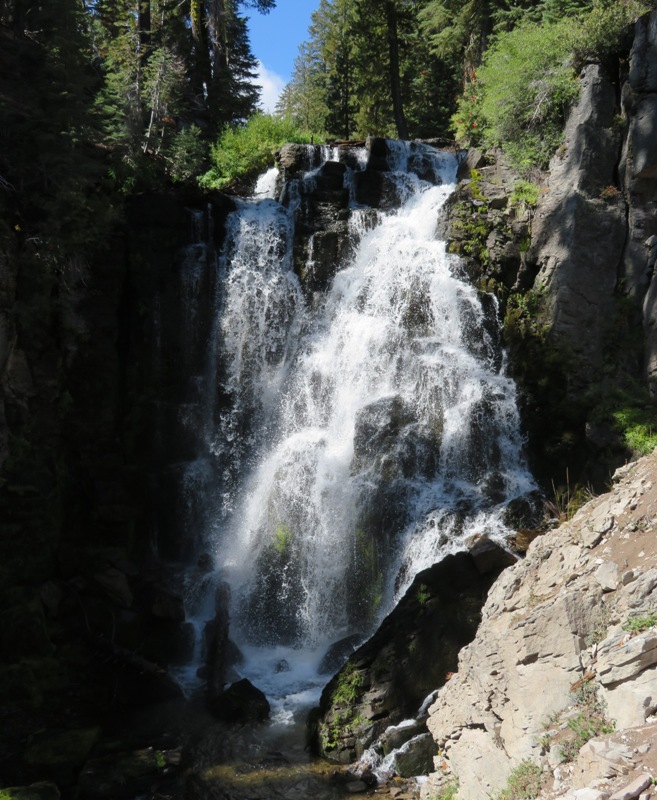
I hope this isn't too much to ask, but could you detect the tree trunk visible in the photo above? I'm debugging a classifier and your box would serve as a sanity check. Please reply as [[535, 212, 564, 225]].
[[385, 0, 409, 140], [190, 0, 212, 110], [138, 0, 151, 54]]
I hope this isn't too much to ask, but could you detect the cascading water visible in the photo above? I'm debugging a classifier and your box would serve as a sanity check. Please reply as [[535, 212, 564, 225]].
[[194, 141, 536, 720]]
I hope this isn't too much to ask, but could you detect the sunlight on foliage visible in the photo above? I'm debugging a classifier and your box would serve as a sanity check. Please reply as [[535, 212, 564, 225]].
[[612, 406, 657, 455], [199, 113, 319, 190], [476, 19, 579, 169], [573, 0, 651, 64], [494, 759, 543, 800]]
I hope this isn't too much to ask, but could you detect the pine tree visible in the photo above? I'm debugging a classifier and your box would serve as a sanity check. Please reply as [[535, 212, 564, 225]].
[[276, 41, 327, 132], [311, 0, 357, 139], [209, 1, 261, 127]]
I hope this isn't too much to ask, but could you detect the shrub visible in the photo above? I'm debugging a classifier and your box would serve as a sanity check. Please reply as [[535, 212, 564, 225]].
[[622, 613, 657, 634], [573, 0, 651, 65], [167, 125, 207, 184], [599, 184, 622, 202], [510, 179, 542, 209], [612, 405, 657, 455], [433, 780, 459, 800], [474, 18, 580, 169], [451, 84, 483, 148], [199, 113, 319, 190], [495, 760, 543, 800], [560, 684, 615, 762]]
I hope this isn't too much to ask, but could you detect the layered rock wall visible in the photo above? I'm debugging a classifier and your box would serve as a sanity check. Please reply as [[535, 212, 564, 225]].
[[424, 453, 657, 800]]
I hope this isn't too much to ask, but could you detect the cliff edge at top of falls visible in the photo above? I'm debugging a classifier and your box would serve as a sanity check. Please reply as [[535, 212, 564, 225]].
[[422, 449, 657, 800]]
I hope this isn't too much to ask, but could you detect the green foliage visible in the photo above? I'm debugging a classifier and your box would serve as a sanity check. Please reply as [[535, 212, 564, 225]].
[[416, 583, 430, 605], [451, 85, 483, 147], [319, 663, 364, 750], [332, 663, 362, 706], [475, 18, 579, 169], [510, 179, 541, 209], [573, 0, 651, 65], [199, 114, 317, 190], [546, 470, 595, 522], [276, 40, 329, 133], [281, 0, 459, 140], [542, 0, 592, 24], [611, 406, 657, 456], [560, 684, 615, 762], [432, 779, 459, 800], [494, 760, 543, 800], [167, 126, 208, 184], [622, 613, 657, 634], [273, 524, 294, 556], [448, 174, 493, 264]]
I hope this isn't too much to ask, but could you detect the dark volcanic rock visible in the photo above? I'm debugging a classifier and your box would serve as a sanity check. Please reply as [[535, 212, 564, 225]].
[[318, 633, 365, 675], [208, 678, 270, 723], [205, 581, 231, 704], [312, 541, 515, 763]]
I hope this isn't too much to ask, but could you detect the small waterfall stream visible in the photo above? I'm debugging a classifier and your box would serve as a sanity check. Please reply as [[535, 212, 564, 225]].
[[178, 141, 536, 724]]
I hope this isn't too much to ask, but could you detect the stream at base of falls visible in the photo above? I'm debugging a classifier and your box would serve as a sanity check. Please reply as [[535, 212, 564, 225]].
[[166, 140, 536, 789]]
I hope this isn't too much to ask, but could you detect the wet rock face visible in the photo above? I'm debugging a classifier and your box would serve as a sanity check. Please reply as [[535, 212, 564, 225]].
[[207, 678, 271, 724], [288, 156, 351, 295], [311, 540, 516, 764]]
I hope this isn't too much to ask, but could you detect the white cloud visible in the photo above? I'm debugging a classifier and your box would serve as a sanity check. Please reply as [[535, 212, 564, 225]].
[[253, 61, 286, 113]]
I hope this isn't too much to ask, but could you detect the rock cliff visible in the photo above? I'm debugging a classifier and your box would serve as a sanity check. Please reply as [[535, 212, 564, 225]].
[[443, 12, 657, 492], [423, 450, 657, 800]]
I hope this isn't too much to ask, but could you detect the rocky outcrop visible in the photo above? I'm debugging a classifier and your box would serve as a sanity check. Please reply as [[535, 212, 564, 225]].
[[529, 64, 626, 383], [624, 13, 657, 393], [442, 150, 534, 294], [528, 10, 657, 396], [442, 13, 657, 491], [423, 451, 657, 800], [312, 540, 516, 764]]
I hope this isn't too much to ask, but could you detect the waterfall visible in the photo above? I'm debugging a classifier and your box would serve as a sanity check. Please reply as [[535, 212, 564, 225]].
[[192, 141, 535, 715]]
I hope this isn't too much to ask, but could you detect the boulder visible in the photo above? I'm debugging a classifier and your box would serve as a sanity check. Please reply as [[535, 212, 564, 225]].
[[77, 746, 180, 799], [392, 732, 435, 778], [93, 568, 133, 608], [277, 143, 318, 175], [353, 169, 406, 210], [207, 678, 270, 723], [23, 728, 100, 788], [366, 136, 391, 171], [313, 542, 513, 763]]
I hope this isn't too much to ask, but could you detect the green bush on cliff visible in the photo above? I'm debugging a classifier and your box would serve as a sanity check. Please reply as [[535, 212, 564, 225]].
[[475, 18, 579, 169], [611, 406, 657, 455], [573, 0, 651, 64], [494, 760, 543, 800], [199, 113, 319, 190], [454, 0, 649, 170]]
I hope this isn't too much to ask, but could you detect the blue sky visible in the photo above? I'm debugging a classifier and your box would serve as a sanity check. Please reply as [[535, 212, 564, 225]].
[[246, 0, 320, 112]]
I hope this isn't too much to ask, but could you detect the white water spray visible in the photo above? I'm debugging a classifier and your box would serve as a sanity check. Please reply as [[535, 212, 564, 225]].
[[200, 142, 535, 711]]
